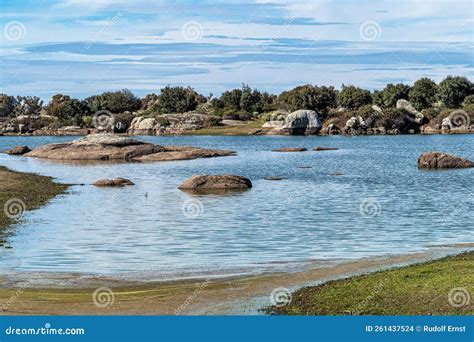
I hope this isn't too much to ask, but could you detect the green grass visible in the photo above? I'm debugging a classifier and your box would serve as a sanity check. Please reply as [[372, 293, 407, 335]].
[[183, 120, 269, 135], [0, 166, 68, 230], [268, 251, 474, 315]]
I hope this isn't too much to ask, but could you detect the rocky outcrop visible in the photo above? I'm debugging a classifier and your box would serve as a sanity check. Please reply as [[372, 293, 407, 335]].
[[25, 134, 235, 162], [274, 110, 322, 135], [93, 177, 135, 187], [272, 148, 307, 152], [418, 152, 474, 169], [178, 175, 252, 192], [396, 99, 425, 125], [5, 145, 31, 155], [127, 113, 221, 135]]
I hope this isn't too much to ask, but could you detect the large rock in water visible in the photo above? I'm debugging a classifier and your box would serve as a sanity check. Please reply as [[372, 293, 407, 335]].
[[178, 175, 252, 193], [25, 134, 235, 162], [418, 152, 474, 169], [278, 110, 322, 135], [94, 177, 135, 187], [5, 145, 31, 155]]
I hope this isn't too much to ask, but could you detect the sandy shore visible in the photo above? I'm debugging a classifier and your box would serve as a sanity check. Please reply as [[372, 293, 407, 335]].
[[1, 244, 472, 315]]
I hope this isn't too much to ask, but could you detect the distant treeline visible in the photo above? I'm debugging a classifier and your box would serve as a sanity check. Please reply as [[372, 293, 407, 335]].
[[1, 76, 473, 126]]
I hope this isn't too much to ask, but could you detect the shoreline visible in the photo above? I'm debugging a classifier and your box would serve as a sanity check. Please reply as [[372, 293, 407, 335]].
[[1, 244, 472, 315]]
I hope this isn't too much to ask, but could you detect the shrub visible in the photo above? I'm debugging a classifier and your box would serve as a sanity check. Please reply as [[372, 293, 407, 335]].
[[437, 76, 473, 108], [0, 94, 17, 117], [409, 78, 437, 110], [462, 94, 474, 107], [278, 85, 336, 114], [45, 94, 89, 124], [13, 96, 43, 116], [380, 83, 411, 108], [85, 89, 141, 114], [157, 86, 202, 113], [214, 85, 276, 115], [336, 85, 372, 109]]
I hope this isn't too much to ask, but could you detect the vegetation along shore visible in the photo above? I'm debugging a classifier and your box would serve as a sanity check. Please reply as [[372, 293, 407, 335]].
[[1, 76, 473, 136]]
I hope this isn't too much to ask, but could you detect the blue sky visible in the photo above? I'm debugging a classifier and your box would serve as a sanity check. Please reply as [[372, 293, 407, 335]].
[[0, 0, 473, 99]]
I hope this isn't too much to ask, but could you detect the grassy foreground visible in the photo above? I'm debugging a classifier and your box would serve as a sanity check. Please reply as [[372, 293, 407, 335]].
[[0, 166, 68, 230], [269, 251, 474, 315]]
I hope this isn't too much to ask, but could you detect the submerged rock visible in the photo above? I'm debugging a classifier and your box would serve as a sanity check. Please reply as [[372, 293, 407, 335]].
[[272, 148, 307, 152], [25, 134, 235, 162], [418, 152, 474, 169], [5, 145, 31, 155], [178, 175, 252, 192], [94, 177, 135, 187], [314, 147, 339, 151]]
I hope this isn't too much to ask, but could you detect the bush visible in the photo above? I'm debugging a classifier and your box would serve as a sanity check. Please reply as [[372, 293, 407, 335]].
[[462, 94, 474, 107], [278, 85, 336, 114], [157, 86, 202, 113], [0, 94, 17, 117], [409, 78, 437, 110], [45, 94, 90, 125], [85, 89, 141, 114], [336, 85, 372, 109], [214, 85, 276, 115], [379, 83, 411, 108], [437, 76, 473, 108], [13, 96, 43, 117]]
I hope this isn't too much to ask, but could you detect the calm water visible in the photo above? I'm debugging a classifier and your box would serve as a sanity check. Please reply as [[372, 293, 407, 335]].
[[0, 134, 473, 279]]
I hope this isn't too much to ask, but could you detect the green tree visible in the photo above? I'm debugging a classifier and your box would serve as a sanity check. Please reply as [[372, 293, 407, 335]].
[[278, 85, 336, 114], [0, 94, 17, 117], [437, 76, 473, 108], [45, 94, 89, 124], [336, 85, 372, 110], [408, 78, 437, 110], [85, 89, 141, 113], [158, 86, 201, 113], [380, 83, 411, 108], [13, 96, 43, 116]]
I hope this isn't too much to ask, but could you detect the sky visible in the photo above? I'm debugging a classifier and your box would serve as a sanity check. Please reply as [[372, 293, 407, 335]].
[[0, 0, 473, 100]]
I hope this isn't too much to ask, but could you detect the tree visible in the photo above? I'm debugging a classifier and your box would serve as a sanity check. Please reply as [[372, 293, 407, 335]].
[[380, 83, 411, 108], [437, 76, 473, 108], [45, 94, 89, 123], [13, 96, 43, 116], [278, 85, 336, 114], [85, 89, 141, 113], [408, 78, 437, 110], [0, 94, 17, 117], [219, 88, 243, 111], [336, 85, 372, 109], [158, 86, 201, 113]]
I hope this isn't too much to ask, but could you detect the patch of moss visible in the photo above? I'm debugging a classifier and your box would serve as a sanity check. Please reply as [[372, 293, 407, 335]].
[[268, 251, 474, 315]]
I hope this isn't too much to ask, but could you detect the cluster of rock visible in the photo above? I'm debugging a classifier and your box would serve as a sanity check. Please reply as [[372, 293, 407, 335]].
[[23, 134, 235, 162], [127, 113, 221, 135]]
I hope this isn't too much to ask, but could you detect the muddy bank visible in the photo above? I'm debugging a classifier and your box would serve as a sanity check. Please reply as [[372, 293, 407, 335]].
[[1, 245, 471, 315]]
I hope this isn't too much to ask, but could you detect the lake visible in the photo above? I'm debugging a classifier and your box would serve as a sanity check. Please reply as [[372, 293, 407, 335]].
[[0, 134, 473, 280]]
